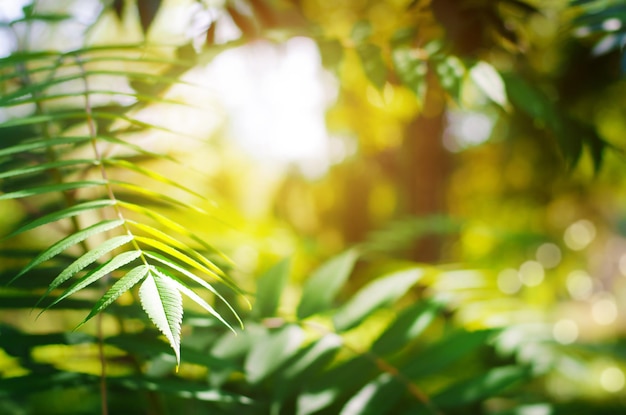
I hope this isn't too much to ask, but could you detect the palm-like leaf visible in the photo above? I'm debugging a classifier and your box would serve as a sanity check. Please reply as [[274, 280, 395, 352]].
[[0, 6, 241, 363]]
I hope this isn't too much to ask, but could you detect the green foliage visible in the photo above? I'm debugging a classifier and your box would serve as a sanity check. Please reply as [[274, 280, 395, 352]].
[[0, 7, 240, 368], [2, 1, 626, 414]]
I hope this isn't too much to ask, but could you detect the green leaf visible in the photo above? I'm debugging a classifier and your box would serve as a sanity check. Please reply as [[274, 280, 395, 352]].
[[143, 250, 244, 328], [103, 158, 205, 200], [351, 20, 374, 43], [4, 200, 116, 240], [470, 61, 508, 109], [45, 250, 143, 310], [41, 234, 134, 293], [136, 236, 219, 279], [112, 181, 207, 214], [297, 356, 376, 415], [128, 221, 222, 276], [356, 43, 387, 89], [297, 249, 359, 319], [404, 329, 498, 380], [244, 324, 305, 384], [371, 299, 443, 355], [106, 332, 239, 370], [338, 300, 445, 415], [432, 365, 530, 409], [0, 136, 91, 158], [254, 258, 291, 318], [110, 376, 253, 404], [317, 39, 344, 73], [78, 264, 150, 327], [154, 267, 236, 333], [435, 56, 466, 103], [392, 46, 427, 99], [273, 334, 343, 403], [0, 158, 97, 180], [333, 267, 424, 332], [119, 201, 231, 264], [0, 180, 107, 200], [139, 271, 184, 365], [9, 219, 125, 284]]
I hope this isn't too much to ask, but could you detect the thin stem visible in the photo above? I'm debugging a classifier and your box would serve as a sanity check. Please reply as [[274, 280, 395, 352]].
[[96, 312, 108, 415], [74, 53, 157, 415]]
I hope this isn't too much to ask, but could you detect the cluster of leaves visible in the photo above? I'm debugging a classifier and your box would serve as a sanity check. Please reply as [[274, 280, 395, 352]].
[[0, 249, 531, 414], [0, 4, 242, 366]]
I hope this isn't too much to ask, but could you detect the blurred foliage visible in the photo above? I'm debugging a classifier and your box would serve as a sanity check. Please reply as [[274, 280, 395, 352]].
[[2, 0, 626, 414]]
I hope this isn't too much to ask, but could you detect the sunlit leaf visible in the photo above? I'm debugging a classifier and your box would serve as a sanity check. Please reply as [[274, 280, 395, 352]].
[[0, 180, 107, 200], [371, 299, 444, 355], [78, 264, 150, 327], [333, 267, 424, 332], [356, 43, 387, 89], [273, 334, 343, 403], [45, 250, 143, 312], [244, 324, 305, 384], [41, 234, 135, 293], [9, 219, 125, 284], [470, 61, 509, 109], [139, 271, 183, 365], [0, 159, 97, 180], [154, 267, 236, 333], [431, 365, 530, 409], [254, 258, 291, 318], [4, 199, 116, 240], [143, 250, 244, 328], [297, 249, 359, 319]]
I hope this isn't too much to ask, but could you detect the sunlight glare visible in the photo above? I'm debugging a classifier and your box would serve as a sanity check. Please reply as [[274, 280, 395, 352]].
[[564, 219, 596, 250], [591, 294, 618, 325], [566, 270, 593, 300], [600, 367, 625, 392], [205, 37, 338, 178]]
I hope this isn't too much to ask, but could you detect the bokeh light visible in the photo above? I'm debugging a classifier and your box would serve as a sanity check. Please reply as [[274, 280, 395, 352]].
[[564, 220, 596, 251]]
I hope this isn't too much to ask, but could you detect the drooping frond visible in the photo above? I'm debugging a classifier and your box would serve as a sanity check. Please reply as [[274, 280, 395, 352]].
[[0, 9, 241, 365]]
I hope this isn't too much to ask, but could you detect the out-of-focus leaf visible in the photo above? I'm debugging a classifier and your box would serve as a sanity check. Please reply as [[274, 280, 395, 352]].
[[244, 324, 305, 384], [297, 249, 359, 319], [339, 300, 446, 414], [371, 299, 444, 355], [470, 61, 508, 109], [111, 376, 253, 404], [0, 180, 106, 200], [254, 258, 291, 318], [392, 46, 427, 99], [317, 39, 344, 73], [403, 329, 498, 379], [272, 334, 343, 403], [502, 72, 588, 166], [297, 356, 376, 415], [106, 332, 239, 370], [139, 272, 183, 365], [333, 268, 424, 332], [351, 20, 374, 43], [357, 43, 388, 89], [0, 372, 94, 395], [435, 56, 466, 103], [431, 365, 530, 409]]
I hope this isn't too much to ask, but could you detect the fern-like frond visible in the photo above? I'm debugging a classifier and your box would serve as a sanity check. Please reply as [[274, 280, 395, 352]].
[[0, 29, 242, 364]]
